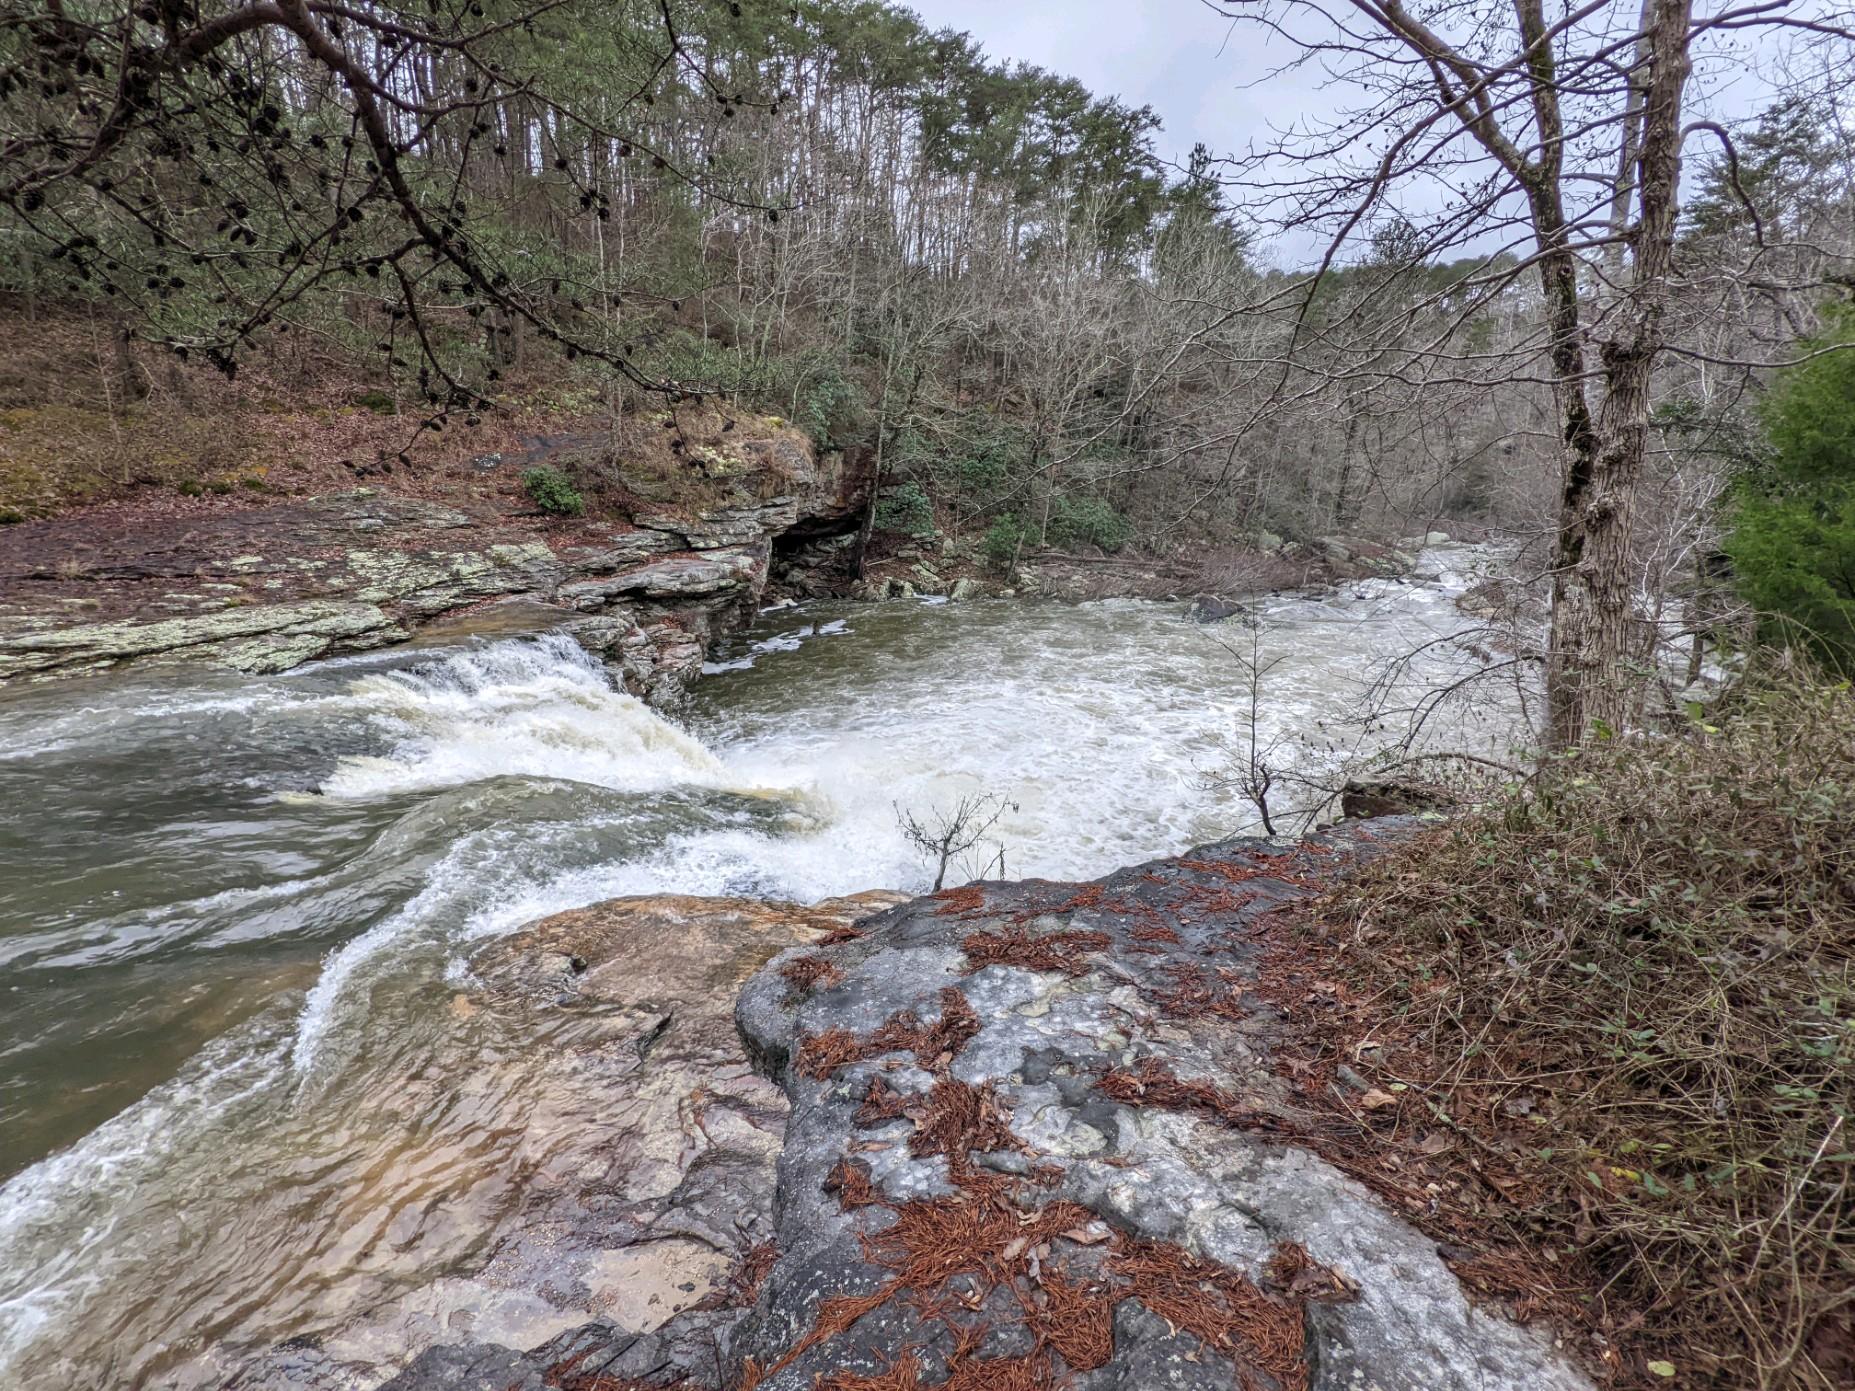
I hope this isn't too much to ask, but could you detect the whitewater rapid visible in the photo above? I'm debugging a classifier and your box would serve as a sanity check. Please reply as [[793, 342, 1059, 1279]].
[[0, 544, 1524, 1387]]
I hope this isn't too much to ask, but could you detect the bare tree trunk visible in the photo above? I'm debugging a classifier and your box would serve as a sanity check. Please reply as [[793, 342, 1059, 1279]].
[[1543, 0, 1692, 746]]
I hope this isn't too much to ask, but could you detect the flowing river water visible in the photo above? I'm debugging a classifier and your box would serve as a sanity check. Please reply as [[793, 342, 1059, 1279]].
[[0, 546, 1521, 1388]]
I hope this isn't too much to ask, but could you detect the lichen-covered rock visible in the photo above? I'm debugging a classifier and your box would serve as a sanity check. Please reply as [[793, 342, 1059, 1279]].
[[718, 825, 1592, 1391], [0, 598, 406, 679], [633, 499, 802, 549]]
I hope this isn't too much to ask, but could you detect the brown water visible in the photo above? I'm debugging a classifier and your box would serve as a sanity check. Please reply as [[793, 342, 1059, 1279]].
[[0, 547, 1523, 1386]]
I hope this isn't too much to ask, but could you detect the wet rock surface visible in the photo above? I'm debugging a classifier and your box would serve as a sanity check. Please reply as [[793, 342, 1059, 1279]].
[[376, 827, 1592, 1391], [199, 891, 903, 1391], [0, 426, 864, 694]]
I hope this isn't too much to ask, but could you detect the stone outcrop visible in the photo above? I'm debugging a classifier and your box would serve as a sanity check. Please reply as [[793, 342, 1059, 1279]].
[[1340, 776, 1457, 820], [371, 828, 1595, 1391], [0, 425, 865, 698], [197, 891, 905, 1391]]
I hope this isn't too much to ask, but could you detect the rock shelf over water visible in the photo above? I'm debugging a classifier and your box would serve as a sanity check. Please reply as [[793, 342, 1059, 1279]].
[[364, 824, 1590, 1391]]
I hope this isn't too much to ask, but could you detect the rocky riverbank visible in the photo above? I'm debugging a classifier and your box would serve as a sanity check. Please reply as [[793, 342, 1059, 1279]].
[[207, 823, 1591, 1391], [779, 527, 1464, 607], [1, 394, 1470, 692], [0, 421, 867, 699]]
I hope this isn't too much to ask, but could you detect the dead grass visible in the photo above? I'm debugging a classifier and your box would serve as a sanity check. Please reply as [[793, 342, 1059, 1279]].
[[905, 1078, 1024, 1162], [1096, 1056, 1287, 1137], [781, 953, 845, 999], [1146, 961, 1251, 1021], [1281, 672, 1855, 1389], [797, 987, 982, 1080], [1107, 1238, 1308, 1391], [931, 885, 988, 917]]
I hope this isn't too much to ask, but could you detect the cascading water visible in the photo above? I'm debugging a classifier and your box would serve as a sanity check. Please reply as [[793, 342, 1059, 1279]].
[[0, 544, 1525, 1388]]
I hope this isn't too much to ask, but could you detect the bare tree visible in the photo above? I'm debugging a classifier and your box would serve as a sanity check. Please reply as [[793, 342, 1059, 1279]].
[[1202, 0, 1855, 746], [1207, 618, 1291, 834], [0, 0, 779, 417], [894, 792, 1014, 891]]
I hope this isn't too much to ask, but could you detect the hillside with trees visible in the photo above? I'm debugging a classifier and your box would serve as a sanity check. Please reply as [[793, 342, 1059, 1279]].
[[3, 6, 1855, 1390]]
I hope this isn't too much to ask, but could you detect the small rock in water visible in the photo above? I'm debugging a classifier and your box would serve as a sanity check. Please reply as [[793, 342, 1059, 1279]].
[[1188, 595, 1244, 624]]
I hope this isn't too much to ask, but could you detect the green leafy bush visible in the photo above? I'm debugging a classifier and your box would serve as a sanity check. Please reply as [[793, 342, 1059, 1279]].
[[1729, 312, 1855, 672], [637, 330, 751, 395], [793, 364, 867, 451], [982, 513, 1026, 571], [1048, 494, 1133, 552], [521, 466, 584, 516], [897, 412, 1030, 504], [874, 480, 934, 536]]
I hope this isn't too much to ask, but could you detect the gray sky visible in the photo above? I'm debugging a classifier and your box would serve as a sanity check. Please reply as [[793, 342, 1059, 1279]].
[[901, 1, 1804, 265], [901, 1, 1292, 175], [902, 2, 1787, 170]]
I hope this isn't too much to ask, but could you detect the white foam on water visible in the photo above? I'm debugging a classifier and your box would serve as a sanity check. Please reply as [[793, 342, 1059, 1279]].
[[702, 617, 853, 675], [0, 1019, 287, 1376], [288, 633, 810, 1075], [288, 811, 663, 1076], [316, 634, 725, 800], [1, 551, 1533, 1386]]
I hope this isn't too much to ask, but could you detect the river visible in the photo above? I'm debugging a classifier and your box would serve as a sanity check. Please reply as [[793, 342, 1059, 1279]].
[[0, 546, 1521, 1387]]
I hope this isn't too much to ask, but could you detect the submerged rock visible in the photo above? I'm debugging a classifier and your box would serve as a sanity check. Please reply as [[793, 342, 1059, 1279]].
[[1188, 594, 1246, 624]]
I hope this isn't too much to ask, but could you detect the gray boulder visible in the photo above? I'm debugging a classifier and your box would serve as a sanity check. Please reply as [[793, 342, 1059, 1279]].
[[726, 827, 1594, 1391]]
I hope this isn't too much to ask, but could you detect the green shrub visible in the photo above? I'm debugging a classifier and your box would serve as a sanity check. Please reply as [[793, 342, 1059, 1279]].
[[981, 513, 1026, 571], [640, 330, 749, 395], [794, 365, 867, 451], [1048, 494, 1133, 552], [931, 413, 1031, 502], [1729, 311, 1855, 672], [874, 480, 934, 537], [521, 465, 584, 516]]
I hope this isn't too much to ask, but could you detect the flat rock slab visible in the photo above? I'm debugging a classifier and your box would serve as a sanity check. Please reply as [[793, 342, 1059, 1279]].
[[198, 891, 903, 1391], [0, 419, 865, 687]]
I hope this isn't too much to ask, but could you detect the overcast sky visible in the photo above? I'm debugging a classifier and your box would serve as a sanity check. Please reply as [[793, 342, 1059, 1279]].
[[899, 1, 1803, 265], [901, 1, 1294, 176], [901, 2, 1788, 167]]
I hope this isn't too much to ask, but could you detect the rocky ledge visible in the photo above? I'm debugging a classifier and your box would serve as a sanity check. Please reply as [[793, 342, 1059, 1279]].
[[200, 891, 905, 1391], [0, 426, 863, 698], [364, 825, 1590, 1391]]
